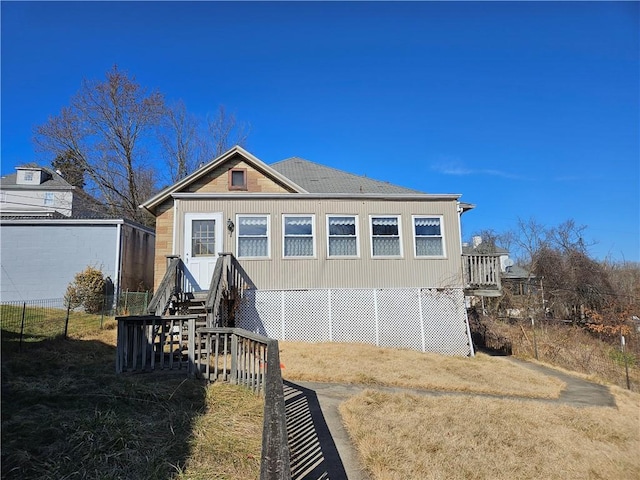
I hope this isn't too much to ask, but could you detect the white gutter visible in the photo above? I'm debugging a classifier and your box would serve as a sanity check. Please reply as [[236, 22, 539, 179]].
[[170, 192, 463, 201]]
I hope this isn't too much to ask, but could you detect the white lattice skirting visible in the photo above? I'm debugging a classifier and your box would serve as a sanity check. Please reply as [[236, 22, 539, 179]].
[[236, 288, 474, 356]]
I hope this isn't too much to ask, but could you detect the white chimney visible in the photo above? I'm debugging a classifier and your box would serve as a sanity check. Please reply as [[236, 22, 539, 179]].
[[472, 236, 482, 249]]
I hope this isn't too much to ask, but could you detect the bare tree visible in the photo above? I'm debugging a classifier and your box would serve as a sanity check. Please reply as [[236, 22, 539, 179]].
[[159, 103, 250, 184], [204, 105, 250, 159], [34, 65, 164, 224]]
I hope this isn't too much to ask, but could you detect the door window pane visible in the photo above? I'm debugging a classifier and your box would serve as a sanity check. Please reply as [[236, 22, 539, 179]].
[[192, 220, 216, 256]]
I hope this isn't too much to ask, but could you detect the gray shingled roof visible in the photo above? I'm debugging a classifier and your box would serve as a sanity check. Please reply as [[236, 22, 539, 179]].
[[0, 167, 73, 190], [270, 157, 425, 194], [0, 166, 112, 219]]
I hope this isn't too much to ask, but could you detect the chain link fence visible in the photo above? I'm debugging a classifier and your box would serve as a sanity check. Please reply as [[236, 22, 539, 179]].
[[1, 291, 150, 351]]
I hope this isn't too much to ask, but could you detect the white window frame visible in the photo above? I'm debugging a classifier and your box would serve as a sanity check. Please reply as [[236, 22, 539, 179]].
[[43, 192, 54, 206], [412, 215, 446, 258], [369, 215, 403, 258], [326, 214, 360, 258], [282, 214, 316, 258], [236, 214, 271, 259]]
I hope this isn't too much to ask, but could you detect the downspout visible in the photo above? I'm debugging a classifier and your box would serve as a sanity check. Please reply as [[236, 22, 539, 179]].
[[457, 202, 464, 287]]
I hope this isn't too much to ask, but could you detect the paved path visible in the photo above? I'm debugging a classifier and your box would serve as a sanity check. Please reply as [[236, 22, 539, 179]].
[[283, 359, 616, 480]]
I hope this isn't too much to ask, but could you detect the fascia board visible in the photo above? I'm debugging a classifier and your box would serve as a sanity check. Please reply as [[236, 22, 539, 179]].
[[140, 145, 308, 213], [170, 192, 463, 201]]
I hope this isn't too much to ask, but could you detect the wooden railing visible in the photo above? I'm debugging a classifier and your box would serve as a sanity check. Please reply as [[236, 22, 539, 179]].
[[147, 256, 184, 316], [462, 253, 502, 290], [205, 253, 256, 327], [195, 327, 270, 393], [115, 315, 197, 374], [116, 318, 291, 478]]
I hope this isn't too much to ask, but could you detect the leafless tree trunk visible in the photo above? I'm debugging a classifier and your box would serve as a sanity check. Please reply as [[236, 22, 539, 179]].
[[35, 66, 251, 223], [159, 103, 250, 184], [34, 65, 164, 225]]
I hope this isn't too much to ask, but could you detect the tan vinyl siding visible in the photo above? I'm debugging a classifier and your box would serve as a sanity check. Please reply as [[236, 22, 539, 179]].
[[153, 200, 174, 291], [174, 198, 464, 290], [184, 154, 293, 194]]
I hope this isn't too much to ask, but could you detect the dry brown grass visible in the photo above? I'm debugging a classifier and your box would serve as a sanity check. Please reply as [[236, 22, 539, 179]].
[[340, 387, 640, 480], [481, 317, 640, 392], [1, 322, 263, 480], [280, 341, 565, 398], [175, 384, 263, 479]]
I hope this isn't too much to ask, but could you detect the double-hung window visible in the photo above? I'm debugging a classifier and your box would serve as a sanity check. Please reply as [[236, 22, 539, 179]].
[[413, 216, 445, 257], [43, 192, 54, 206], [327, 215, 358, 257], [370, 216, 402, 257], [283, 215, 315, 257], [237, 215, 270, 258]]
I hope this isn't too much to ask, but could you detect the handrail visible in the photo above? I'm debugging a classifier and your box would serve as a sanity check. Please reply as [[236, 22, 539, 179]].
[[462, 253, 502, 290], [147, 256, 184, 315], [116, 318, 291, 477], [205, 253, 256, 327]]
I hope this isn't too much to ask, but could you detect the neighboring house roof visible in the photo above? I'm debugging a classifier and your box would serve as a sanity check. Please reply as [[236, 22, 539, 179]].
[[1, 166, 113, 219], [503, 264, 536, 280], [0, 166, 72, 190], [270, 157, 425, 194]]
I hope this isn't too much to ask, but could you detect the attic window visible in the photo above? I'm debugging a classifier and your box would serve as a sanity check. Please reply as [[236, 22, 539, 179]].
[[229, 168, 247, 190], [24, 171, 34, 182]]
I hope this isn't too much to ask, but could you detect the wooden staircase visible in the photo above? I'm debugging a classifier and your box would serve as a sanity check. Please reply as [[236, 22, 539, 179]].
[[181, 291, 208, 326], [147, 253, 256, 328]]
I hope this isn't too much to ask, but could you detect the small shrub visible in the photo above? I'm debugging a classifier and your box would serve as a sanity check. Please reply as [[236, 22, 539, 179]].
[[65, 266, 106, 314]]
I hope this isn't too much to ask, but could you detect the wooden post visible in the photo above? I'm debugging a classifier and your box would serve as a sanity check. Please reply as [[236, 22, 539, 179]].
[[260, 340, 291, 480], [188, 318, 196, 377], [231, 333, 238, 385]]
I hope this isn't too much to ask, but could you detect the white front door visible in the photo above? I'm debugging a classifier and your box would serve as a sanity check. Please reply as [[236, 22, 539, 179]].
[[184, 212, 223, 291]]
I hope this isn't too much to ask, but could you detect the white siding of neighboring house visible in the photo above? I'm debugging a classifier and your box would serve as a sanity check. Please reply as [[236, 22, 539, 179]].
[[0, 223, 119, 301], [0, 189, 73, 217]]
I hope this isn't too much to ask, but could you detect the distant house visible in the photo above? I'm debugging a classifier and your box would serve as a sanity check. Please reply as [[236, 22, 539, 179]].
[[140, 146, 495, 356], [0, 166, 155, 302], [0, 165, 105, 218], [462, 235, 539, 316]]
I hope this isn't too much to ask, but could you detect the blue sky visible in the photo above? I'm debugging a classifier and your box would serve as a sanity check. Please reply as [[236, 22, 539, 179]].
[[2, 1, 639, 262]]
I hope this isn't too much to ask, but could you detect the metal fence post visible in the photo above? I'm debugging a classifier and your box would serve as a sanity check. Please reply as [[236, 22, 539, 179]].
[[531, 317, 539, 361], [64, 303, 71, 338], [19, 302, 26, 351], [621, 334, 631, 390]]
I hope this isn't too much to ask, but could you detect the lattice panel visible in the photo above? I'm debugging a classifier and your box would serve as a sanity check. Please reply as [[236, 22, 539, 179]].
[[330, 289, 377, 345], [421, 288, 471, 356], [236, 290, 281, 338], [282, 290, 330, 342], [376, 289, 423, 351], [237, 287, 473, 356]]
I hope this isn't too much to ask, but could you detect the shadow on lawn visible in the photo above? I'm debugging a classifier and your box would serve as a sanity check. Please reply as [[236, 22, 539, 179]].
[[1, 333, 206, 479]]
